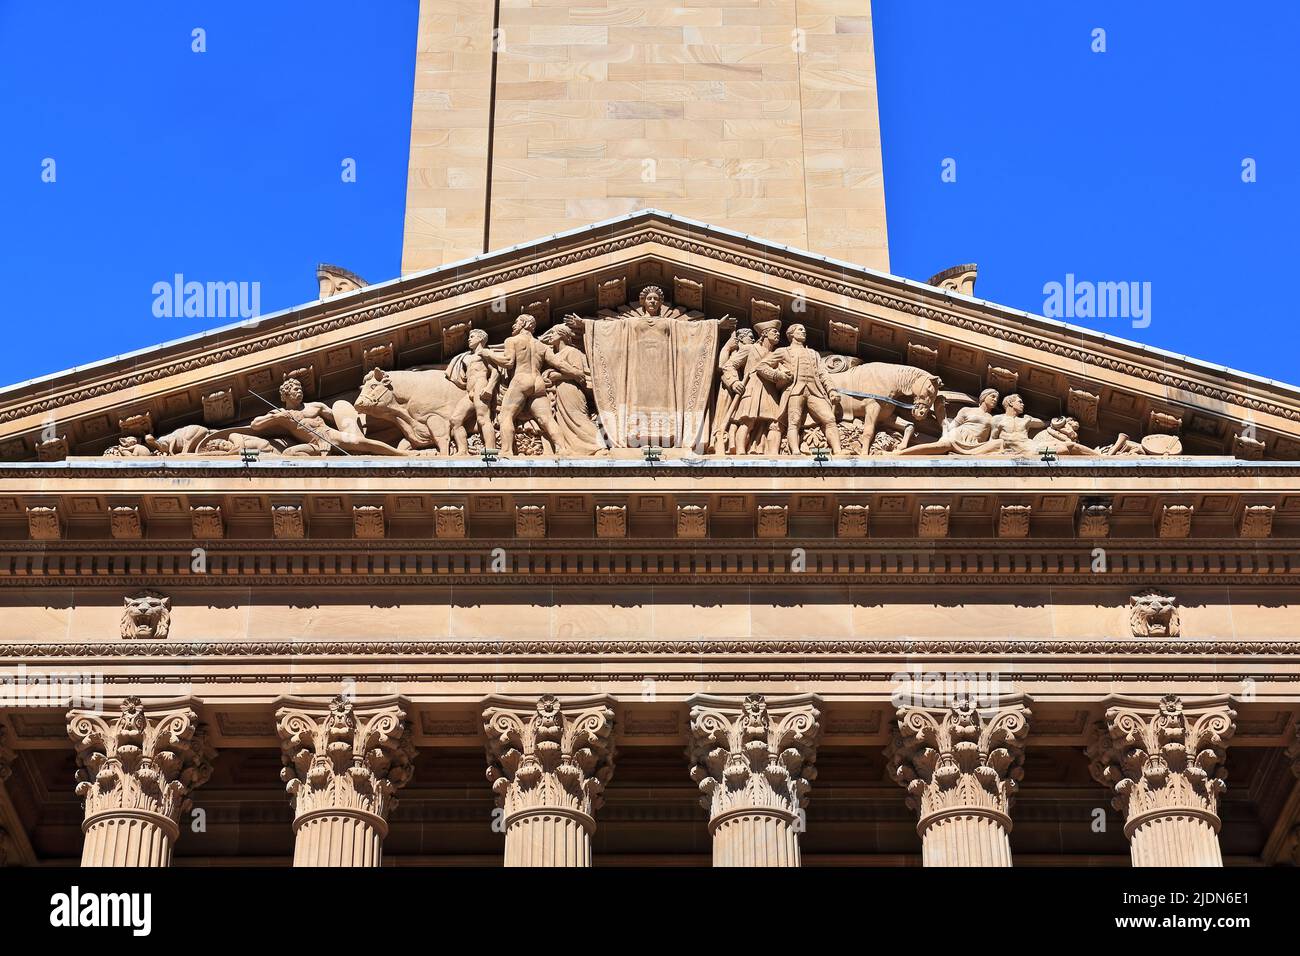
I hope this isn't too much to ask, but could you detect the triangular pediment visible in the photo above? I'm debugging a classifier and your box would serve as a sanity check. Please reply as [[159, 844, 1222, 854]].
[[2, 209, 1298, 462]]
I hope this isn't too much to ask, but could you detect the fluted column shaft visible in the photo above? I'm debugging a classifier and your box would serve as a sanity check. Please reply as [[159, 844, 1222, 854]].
[[1129, 814, 1222, 867], [919, 812, 1014, 867], [1088, 694, 1236, 868], [503, 807, 593, 867], [688, 693, 821, 868], [81, 811, 178, 867], [710, 806, 802, 867], [288, 807, 388, 868], [483, 694, 615, 868], [276, 695, 415, 868], [888, 697, 1031, 868], [66, 696, 214, 868]]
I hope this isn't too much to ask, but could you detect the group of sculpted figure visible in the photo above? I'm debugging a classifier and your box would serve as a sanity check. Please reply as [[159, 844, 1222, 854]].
[[103, 286, 1184, 461]]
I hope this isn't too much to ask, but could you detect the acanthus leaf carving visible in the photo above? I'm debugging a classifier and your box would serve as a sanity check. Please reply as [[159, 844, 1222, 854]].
[[887, 698, 1031, 833], [1086, 694, 1235, 835], [595, 504, 627, 538], [837, 503, 869, 538], [275, 695, 416, 825], [434, 504, 466, 538], [687, 693, 820, 824], [1079, 501, 1112, 538], [272, 504, 305, 540], [481, 694, 615, 823], [66, 696, 214, 827], [109, 505, 144, 540]]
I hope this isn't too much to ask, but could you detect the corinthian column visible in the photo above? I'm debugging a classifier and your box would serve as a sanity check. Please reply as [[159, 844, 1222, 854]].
[[66, 696, 214, 867], [275, 695, 416, 867], [1087, 694, 1236, 867], [482, 694, 615, 867], [687, 693, 821, 867], [887, 698, 1031, 867]]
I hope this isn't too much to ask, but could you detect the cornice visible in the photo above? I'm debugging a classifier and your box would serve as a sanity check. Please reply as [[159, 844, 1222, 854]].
[[1, 544, 1298, 588], [5, 456, 1300, 480], [3, 638, 1300, 658], [0, 227, 659, 425]]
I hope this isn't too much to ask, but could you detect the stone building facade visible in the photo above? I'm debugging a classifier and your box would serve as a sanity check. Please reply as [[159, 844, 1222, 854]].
[[1, 2, 1298, 868]]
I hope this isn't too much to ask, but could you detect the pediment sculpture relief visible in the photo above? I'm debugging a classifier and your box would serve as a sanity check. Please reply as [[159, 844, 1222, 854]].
[[94, 288, 1210, 461]]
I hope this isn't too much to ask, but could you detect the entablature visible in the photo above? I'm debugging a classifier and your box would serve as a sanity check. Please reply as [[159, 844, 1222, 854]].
[[1, 459, 1298, 558]]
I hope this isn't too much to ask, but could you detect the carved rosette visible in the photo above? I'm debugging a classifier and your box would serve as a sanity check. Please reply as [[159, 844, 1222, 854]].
[[66, 696, 215, 867], [275, 695, 416, 867], [688, 693, 821, 867], [887, 699, 1031, 867], [1087, 694, 1235, 867], [482, 694, 615, 867]]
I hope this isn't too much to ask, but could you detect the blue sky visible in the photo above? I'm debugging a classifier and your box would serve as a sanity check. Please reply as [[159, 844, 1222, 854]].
[[1, 1, 1296, 388]]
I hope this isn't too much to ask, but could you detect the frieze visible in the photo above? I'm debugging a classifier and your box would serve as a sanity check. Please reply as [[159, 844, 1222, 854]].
[[58, 298, 1237, 462]]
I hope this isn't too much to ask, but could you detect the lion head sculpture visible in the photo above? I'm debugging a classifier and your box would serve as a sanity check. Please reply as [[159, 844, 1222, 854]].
[[120, 591, 172, 639], [1128, 590, 1179, 638]]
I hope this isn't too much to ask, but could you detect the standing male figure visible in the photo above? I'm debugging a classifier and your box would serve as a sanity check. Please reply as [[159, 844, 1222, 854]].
[[710, 326, 755, 453], [721, 319, 785, 455], [762, 323, 842, 455], [449, 328, 500, 451], [479, 313, 583, 456]]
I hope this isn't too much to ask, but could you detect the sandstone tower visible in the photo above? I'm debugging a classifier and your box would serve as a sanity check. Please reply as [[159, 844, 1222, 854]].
[[402, 0, 889, 274]]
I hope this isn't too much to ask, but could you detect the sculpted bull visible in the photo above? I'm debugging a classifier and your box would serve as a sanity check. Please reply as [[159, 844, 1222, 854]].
[[353, 367, 475, 455], [826, 362, 944, 454]]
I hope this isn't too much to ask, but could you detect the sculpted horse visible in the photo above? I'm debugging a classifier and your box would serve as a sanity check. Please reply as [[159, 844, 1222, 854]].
[[353, 367, 475, 455], [826, 362, 944, 454]]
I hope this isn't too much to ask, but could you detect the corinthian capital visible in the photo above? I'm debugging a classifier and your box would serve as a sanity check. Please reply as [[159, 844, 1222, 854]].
[[1087, 694, 1235, 832], [688, 693, 821, 821], [275, 695, 416, 824], [482, 694, 616, 822], [888, 697, 1031, 832], [66, 696, 215, 826]]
